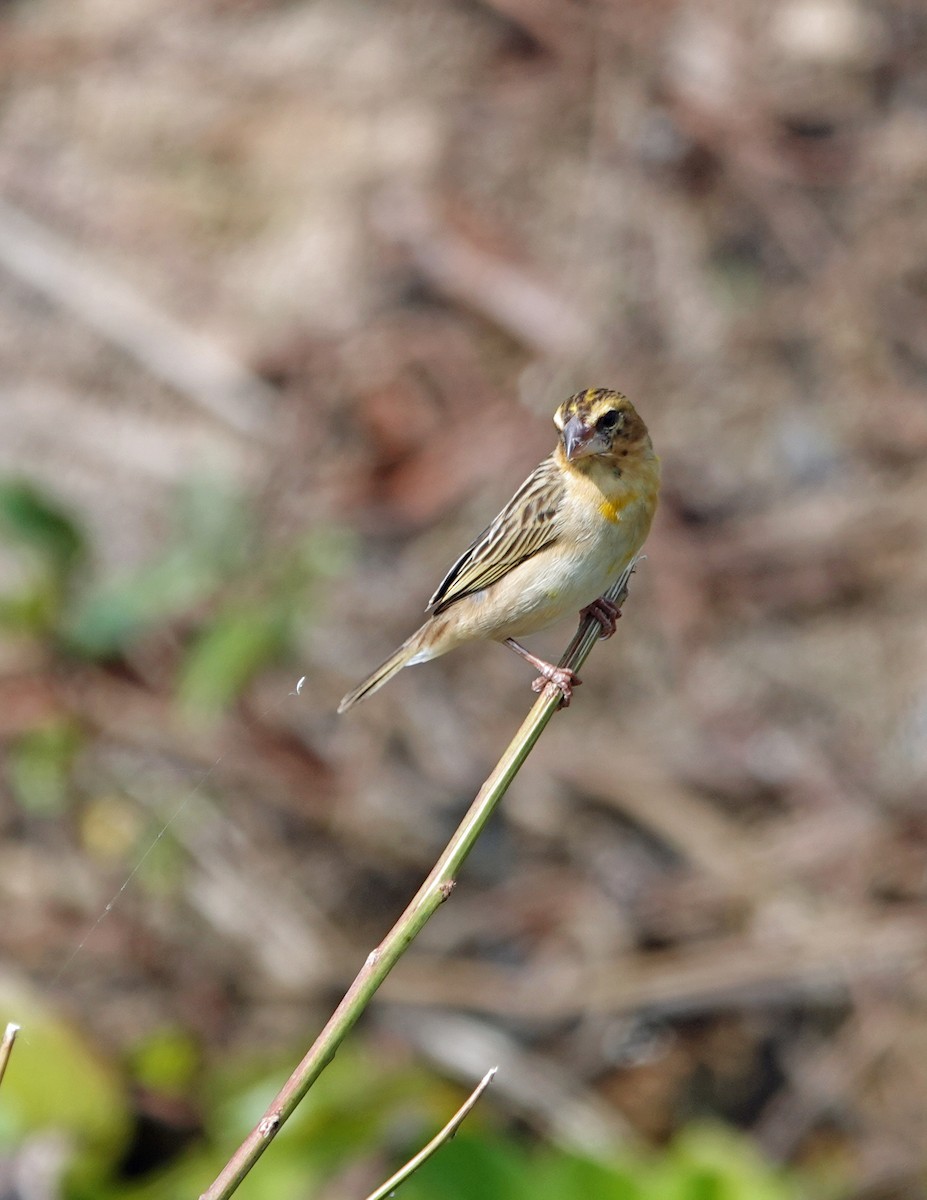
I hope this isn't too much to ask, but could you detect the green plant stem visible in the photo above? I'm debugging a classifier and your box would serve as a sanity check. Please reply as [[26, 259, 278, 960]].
[[0, 1022, 20, 1089], [364, 1065, 497, 1200], [198, 559, 641, 1200]]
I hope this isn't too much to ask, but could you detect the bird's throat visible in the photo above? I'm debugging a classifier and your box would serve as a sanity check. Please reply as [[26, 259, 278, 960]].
[[561, 444, 659, 520]]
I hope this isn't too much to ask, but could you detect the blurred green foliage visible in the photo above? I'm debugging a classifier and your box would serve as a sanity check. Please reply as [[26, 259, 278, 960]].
[[0, 1004, 815, 1200], [128, 1027, 202, 1101], [66, 476, 256, 658], [398, 1126, 804, 1200], [0, 473, 352, 724], [8, 719, 82, 815], [0, 1000, 130, 1194], [0, 482, 85, 578], [0, 481, 87, 634]]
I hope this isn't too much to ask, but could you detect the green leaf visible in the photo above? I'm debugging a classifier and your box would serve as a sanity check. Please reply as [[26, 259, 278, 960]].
[[64, 475, 255, 657], [0, 480, 86, 579], [399, 1133, 532, 1200], [177, 603, 287, 716], [8, 720, 82, 815], [0, 582, 61, 635], [648, 1125, 798, 1200], [530, 1150, 642, 1200], [129, 1028, 201, 1099], [0, 480, 87, 633], [0, 996, 130, 1168], [65, 552, 220, 656]]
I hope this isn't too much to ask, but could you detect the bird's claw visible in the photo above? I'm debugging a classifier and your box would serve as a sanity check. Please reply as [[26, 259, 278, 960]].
[[581, 596, 621, 639], [531, 666, 581, 708]]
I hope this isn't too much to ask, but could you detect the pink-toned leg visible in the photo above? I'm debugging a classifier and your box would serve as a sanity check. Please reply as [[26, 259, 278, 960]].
[[503, 638, 582, 707], [581, 596, 621, 639]]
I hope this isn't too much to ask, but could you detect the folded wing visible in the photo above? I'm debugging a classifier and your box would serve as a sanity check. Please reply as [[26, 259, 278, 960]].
[[427, 455, 564, 614]]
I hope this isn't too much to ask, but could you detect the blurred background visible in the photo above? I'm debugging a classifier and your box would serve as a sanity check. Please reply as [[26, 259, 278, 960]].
[[1, 0, 926, 1196]]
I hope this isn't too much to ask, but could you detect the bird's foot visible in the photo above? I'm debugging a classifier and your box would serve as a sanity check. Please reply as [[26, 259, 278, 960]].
[[530, 664, 581, 708], [504, 638, 581, 708], [581, 596, 621, 639]]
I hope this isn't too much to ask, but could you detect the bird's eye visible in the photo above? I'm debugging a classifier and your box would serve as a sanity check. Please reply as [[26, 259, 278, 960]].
[[597, 410, 620, 431]]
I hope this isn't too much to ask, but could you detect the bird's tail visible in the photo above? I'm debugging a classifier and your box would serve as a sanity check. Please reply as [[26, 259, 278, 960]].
[[337, 625, 431, 713]]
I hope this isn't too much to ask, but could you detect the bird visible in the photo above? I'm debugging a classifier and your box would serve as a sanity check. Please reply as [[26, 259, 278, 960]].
[[338, 388, 659, 713]]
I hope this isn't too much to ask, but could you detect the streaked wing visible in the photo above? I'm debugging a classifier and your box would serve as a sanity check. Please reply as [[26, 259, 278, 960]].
[[427, 454, 564, 614]]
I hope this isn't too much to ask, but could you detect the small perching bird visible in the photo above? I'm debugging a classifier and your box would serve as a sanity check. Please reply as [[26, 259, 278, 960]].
[[338, 388, 660, 712]]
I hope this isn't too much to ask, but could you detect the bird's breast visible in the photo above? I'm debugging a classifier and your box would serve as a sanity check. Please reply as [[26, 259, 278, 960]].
[[599, 498, 623, 523], [440, 464, 658, 644]]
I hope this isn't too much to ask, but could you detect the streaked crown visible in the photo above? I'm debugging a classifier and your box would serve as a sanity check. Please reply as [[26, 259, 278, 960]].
[[553, 388, 650, 462]]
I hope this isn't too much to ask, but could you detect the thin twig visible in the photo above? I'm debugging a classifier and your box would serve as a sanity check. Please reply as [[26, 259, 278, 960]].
[[0, 1023, 21, 1089], [198, 558, 642, 1200], [364, 1066, 497, 1200]]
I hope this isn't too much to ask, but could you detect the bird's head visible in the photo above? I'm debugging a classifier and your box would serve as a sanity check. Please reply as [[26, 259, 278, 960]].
[[553, 389, 650, 464]]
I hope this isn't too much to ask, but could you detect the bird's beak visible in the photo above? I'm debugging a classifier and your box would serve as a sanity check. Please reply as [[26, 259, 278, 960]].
[[563, 415, 596, 461]]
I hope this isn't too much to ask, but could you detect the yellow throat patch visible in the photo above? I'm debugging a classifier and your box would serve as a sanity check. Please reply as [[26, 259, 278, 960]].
[[599, 497, 624, 523]]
